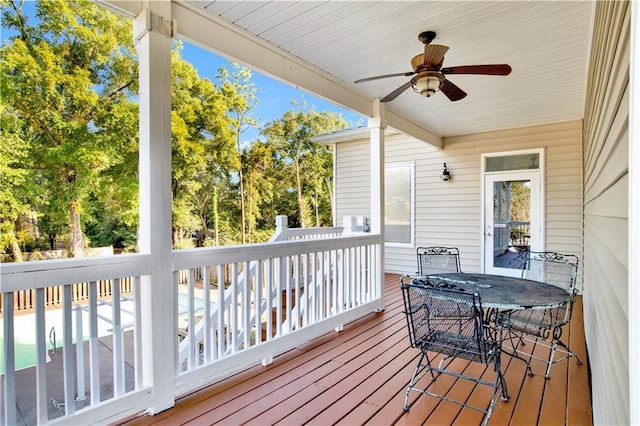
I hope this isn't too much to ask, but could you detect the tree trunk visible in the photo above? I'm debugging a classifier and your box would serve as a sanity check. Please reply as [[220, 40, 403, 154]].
[[247, 181, 253, 242], [315, 188, 320, 227], [213, 187, 219, 246], [68, 200, 85, 258], [237, 136, 246, 244], [326, 177, 334, 225], [11, 240, 23, 262], [239, 166, 246, 244], [295, 157, 306, 228]]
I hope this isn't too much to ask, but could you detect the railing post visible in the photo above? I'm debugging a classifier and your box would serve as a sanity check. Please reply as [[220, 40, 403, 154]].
[[343, 215, 356, 234], [270, 215, 289, 241]]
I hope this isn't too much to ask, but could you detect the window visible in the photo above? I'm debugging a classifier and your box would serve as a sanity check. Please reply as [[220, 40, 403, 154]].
[[485, 152, 540, 172], [385, 162, 414, 246]]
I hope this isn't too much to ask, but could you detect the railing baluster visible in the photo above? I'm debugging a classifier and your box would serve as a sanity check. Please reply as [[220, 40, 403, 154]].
[[112, 278, 124, 397], [187, 269, 196, 369], [243, 261, 251, 349], [355, 246, 361, 304], [266, 259, 273, 340], [303, 253, 309, 326], [294, 255, 301, 330], [35, 288, 48, 424], [255, 260, 263, 344], [284, 255, 291, 334], [62, 284, 75, 414], [216, 265, 224, 358], [88, 280, 100, 404], [320, 251, 326, 319], [203, 266, 212, 363], [75, 302, 86, 401], [2, 292, 17, 425], [133, 276, 143, 388], [231, 263, 238, 353]]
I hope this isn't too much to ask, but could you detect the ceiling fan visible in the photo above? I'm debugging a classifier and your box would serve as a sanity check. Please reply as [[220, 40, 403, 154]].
[[354, 31, 512, 102]]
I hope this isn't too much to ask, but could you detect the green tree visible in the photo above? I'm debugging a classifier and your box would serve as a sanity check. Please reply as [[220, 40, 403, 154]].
[[218, 64, 258, 244], [1, 0, 138, 257], [170, 43, 236, 247], [262, 102, 347, 227], [0, 103, 32, 260], [242, 139, 277, 241]]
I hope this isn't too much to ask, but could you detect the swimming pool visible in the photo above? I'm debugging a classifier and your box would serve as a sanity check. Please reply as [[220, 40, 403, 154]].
[[0, 293, 210, 374]]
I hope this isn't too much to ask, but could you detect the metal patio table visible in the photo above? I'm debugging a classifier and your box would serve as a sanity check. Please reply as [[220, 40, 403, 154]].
[[405, 271, 572, 377], [408, 272, 571, 310]]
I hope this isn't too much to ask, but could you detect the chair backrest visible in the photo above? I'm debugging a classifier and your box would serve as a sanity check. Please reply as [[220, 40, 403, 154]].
[[522, 251, 579, 294], [416, 246, 461, 275], [401, 280, 492, 364]]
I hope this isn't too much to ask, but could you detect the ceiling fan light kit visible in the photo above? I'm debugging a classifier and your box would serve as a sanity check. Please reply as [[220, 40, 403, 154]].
[[412, 71, 444, 97], [354, 31, 512, 103]]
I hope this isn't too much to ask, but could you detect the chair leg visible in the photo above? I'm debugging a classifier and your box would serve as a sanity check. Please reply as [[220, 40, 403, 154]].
[[404, 352, 426, 411], [505, 331, 534, 376], [493, 355, 509, 401], [544, 338, 583, 379]]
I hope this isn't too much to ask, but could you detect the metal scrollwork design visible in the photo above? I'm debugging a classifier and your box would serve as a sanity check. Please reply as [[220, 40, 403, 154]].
[[424, 247, 457, 256], [552, 325, 564, 341], [412, 277, 465, 292]]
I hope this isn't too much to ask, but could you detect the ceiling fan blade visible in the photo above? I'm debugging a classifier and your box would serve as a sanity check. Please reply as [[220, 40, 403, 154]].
[[441, 64, 512, 76], [380, 80, 413, 102], [440, 79, 467, 102], [422, 44, 449, 67], [354, 71, 415, 84]]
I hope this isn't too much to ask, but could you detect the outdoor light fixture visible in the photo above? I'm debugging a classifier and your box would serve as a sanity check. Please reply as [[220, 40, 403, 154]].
[[440, 163, 451, 181], [411, 71, 444, 97]]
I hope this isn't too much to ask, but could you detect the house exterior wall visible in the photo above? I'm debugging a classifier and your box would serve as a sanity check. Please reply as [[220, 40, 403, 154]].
[[582, 1, 630, 424], [334, 120, 583, 278]]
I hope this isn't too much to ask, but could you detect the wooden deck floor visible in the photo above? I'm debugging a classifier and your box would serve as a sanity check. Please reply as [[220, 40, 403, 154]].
[[122, 273, 592, 426]]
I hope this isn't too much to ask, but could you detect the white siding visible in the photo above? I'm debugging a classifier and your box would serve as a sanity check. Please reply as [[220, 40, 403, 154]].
[[582, 2, 630, 424], [334, 120, 583, 277]]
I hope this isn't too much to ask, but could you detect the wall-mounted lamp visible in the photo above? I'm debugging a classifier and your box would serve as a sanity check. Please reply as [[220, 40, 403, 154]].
[[440, 163, 452, 181]]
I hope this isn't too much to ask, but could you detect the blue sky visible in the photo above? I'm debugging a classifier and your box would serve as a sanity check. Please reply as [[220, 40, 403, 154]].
[[179, 42, 366, 144]]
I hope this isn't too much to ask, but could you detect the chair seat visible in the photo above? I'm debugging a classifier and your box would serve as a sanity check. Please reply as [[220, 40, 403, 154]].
[[508, 307, 566, 336], [421, 330, 489, 363]]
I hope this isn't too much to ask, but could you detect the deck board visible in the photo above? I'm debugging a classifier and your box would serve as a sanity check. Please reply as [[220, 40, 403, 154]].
[[120, 273, 592, 426]]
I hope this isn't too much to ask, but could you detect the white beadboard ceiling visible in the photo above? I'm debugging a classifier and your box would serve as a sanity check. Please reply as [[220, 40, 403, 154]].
[[163, 1, 595, 141]]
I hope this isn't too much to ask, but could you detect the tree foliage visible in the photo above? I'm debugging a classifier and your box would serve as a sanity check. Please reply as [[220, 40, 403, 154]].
[[1, 1, 353, 260], [1, 0, 138, 257], [261, 102, 347, 228]]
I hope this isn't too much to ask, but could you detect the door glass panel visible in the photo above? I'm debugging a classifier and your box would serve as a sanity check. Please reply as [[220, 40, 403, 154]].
[[486, 153, 539, 172], [492, 179, 530, 269]]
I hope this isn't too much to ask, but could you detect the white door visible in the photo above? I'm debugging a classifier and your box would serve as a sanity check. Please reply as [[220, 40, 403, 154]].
[[483, 171, 542, 276]]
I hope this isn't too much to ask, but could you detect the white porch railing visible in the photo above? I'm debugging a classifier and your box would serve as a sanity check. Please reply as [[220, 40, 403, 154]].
[[0, 254, 152, 425], [0, 218, 382, 425], [173, 232, 381, 396]]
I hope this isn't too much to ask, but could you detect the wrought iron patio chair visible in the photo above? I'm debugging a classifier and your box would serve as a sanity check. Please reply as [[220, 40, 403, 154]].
[[416, 246, 461, 276], [505, 251, 583, 378], [401, 276, 508, 425]]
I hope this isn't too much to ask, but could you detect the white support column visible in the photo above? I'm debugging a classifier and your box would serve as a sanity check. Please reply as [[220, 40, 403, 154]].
[[629, 2, 639, 424], [368, 99, 386, 309], [134, 3, 175, 413]]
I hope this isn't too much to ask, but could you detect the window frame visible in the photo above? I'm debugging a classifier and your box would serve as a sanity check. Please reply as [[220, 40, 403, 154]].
[[384, 161, 415, 247]]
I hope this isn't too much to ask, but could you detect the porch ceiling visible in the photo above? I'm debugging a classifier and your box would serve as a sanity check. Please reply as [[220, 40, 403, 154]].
[[109, 1, 594, 144]]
